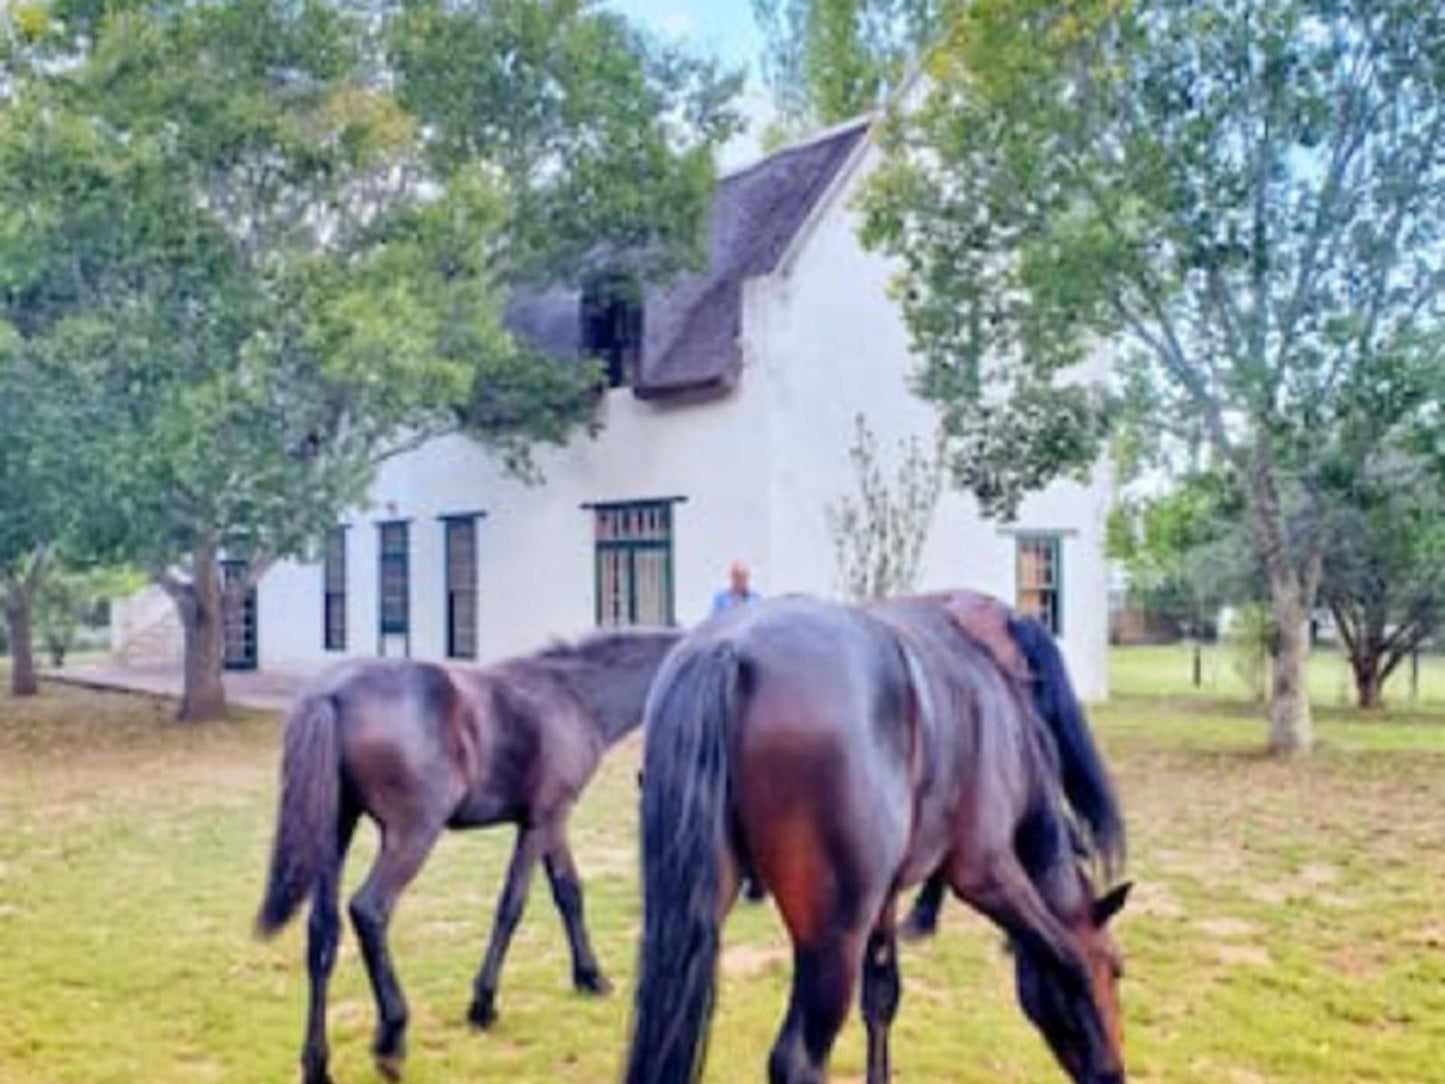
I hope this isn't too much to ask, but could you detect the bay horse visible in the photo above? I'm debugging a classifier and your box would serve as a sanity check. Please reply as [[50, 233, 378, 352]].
[[255, 627, 682, 1084], [624, 592, 1130, 1084]]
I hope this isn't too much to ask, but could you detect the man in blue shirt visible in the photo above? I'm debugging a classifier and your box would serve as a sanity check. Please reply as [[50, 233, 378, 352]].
[[710, 560, 760, 618]]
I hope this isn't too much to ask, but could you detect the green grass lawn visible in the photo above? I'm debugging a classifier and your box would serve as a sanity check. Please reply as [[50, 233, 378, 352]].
[[1, 651, 1443, 1083]]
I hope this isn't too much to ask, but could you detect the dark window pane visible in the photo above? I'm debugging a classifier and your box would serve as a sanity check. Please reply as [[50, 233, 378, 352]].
[[445, 518, 478, 659], [323, 527, 347, 650], [379, 523, 409, 635]]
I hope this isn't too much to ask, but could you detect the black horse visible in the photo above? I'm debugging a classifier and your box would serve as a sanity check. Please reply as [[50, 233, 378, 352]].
[[255, 627, 682, 1084], [625, 591, 1129, 1084]]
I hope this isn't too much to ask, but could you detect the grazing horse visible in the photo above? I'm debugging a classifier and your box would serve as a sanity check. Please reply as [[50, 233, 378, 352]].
[[255, 628, 682, 1084], [624, 593, 1130, 1084], [899, 589, 1126, 940]]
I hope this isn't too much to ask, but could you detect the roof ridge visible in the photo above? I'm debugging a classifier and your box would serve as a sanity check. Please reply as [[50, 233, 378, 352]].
[[718, 111, 877, 183]]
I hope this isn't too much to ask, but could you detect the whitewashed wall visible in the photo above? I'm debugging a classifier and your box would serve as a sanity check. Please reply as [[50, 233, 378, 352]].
[[745, 140, 1112, 700], [257, 376, 775, 671], [253, 130, 1111, 700]]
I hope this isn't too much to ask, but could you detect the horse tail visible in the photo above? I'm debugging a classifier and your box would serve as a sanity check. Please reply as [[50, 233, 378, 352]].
[[255, 692, 342, 937], [1009, 615, 1126, 876], [625, 640, 739, 1084]]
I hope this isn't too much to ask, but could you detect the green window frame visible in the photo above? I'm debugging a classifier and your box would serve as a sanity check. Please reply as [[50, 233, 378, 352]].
[[323, 526, 348, 651], [592, 499, 677, 627], [378, 520, 410, 649], [1016, 533, 1063, 637]]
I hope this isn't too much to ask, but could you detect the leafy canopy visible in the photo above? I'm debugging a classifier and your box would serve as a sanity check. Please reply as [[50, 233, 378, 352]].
[[862, 0, 1445, 525], [0, 0, 741, 586]]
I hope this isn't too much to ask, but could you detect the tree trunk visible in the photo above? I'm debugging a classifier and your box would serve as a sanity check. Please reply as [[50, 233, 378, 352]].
[[1267, 587, 1314, 754], [1243, 446, 1316, 754], [171, 539, 228, 723], [1355, 668, 1385, 710], [4, 586, 39, 697]]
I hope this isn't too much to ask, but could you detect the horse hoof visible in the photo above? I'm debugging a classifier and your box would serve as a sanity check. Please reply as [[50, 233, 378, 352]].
[[374, 1053, 404, 1082], [301, 1051, 334, 1084], [467, 994, 497, 1030], [575, 968, 613, 996]]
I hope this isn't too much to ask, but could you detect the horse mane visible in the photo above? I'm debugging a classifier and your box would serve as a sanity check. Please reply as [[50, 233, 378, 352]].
[[535, 627, 681, 667], [515, 627, 684, 742]]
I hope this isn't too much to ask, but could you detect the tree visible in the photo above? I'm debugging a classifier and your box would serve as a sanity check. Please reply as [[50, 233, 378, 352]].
[[35, 565, 144, 669], [0, 83, 119, 697], [752, 0, 948, 126], [0, 350, 60, 696], [1320, 452, 1445, 708], [826, 413, 944, 600], [1110, 471, 1253, 681], [862, 1, 1445, 752], [6, 0, 738, 721]]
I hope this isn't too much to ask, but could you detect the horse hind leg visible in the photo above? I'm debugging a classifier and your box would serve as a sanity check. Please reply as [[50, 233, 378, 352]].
[[349, 818, 444, 1081], [768, 929, 868, 1084], [300, 803, 358, 1084], [861, 904, 902, 1084], [899, 870, 947, 942]]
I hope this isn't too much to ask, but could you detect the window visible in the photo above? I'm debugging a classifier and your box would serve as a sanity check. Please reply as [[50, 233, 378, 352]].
[[323, 527, 347, 651], [581, 276, 643, 389], [594, 500, 676, 627], [444, 517, 478, 659], [1017, 534, 1063, 636], [221, 560, 257, 670], [378, 521, 410, 652]]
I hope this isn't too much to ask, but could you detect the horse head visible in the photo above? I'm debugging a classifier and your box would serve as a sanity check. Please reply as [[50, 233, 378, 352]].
[[1012, 879, 1132, 1084]]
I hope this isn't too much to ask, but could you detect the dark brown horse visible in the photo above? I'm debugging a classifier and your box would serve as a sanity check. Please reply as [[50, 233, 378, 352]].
[[255, 627, 682, 1084], [624, 591, 1130, 1084]]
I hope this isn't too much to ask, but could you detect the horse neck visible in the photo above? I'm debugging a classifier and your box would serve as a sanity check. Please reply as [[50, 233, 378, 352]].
[[543, 629, 683, 745]]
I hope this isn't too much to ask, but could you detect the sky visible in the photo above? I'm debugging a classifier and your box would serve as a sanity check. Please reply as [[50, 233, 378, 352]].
[[605, 0, 778, 168]]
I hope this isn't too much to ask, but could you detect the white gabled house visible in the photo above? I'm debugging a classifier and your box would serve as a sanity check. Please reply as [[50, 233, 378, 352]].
[[115, 115, 1114, 701]]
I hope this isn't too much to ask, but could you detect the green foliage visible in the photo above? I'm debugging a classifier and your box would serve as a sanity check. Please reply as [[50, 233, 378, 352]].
[[1319, 449, 1445, 704], [35, 565, 144, 667], [1112, 471, 1254, 634], [1, 0, 740, 713], [2, 0, 738, 567], [753, 0, 951, 124], [863, 0, 1445, 747], [864, 0, 1445, 519], [391, 0, 742, 285]]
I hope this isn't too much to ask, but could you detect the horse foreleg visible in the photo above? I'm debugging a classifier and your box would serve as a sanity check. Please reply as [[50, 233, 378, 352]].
[[861, 907, 902, 1084], [349, 821, 441, 1081], [542, 817, 610, 995], [468, 823, 546, 1029]]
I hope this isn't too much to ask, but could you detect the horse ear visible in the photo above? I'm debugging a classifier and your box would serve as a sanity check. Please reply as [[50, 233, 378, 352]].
[[1093, 881, 1133, 926]]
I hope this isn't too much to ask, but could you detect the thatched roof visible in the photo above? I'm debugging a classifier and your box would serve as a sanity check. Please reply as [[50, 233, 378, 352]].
[[505, 117, 872, 401]]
